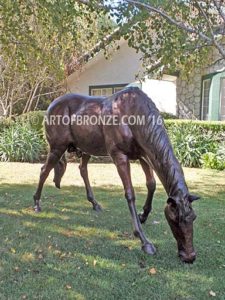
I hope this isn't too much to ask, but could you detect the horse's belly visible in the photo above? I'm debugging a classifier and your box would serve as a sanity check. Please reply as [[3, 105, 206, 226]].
[[71, 125, 108, 156]]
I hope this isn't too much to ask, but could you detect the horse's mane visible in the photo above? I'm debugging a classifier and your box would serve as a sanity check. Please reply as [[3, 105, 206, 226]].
[[120, 87, 189, 198]]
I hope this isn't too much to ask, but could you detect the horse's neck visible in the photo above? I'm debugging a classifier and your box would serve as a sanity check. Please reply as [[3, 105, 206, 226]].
[[140, 121, 189, 198], [152, 156, 189, 198], [118, 90, 189, 199]]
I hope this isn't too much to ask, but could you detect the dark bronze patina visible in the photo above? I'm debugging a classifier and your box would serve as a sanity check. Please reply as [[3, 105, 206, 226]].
[[34, 87, 200, 263]]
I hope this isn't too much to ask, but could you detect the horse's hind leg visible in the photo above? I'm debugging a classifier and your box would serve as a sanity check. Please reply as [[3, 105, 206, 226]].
[[33, 147, 66, 212], [79, 153, 102, 212], [138, 158, 156, 224], [112, 152, 156, 255]]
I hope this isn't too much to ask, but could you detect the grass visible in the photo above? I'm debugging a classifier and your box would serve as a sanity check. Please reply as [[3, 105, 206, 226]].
[[0, 162, 225, 300]]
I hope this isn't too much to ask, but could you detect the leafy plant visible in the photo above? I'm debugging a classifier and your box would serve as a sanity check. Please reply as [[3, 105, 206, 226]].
[[165, 120, 225, 133], [168, 123, 219, 167], [16, 110, 45, 134], [0, 123, 45, 162], [160, 112, 177, 119], [0, 117, 13, 133], [201, 143, 225, 170]]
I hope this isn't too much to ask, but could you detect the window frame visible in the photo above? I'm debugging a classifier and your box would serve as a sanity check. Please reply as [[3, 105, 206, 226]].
[[200, 73, 216, 120], [89, 84, 128, 97], [219, 77, 225, 121]]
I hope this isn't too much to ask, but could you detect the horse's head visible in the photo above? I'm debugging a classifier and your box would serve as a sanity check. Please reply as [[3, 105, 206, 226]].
[[164, 193, 200, 263]]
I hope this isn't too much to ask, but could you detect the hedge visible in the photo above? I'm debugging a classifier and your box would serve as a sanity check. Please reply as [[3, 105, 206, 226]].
[[1, 111, 225, 134], [165, 119, 225, 133], [16, 110, 45, 134], [0, 111, 45, 134], [0, 117, 13, 133], [0, 111, 225, 169]]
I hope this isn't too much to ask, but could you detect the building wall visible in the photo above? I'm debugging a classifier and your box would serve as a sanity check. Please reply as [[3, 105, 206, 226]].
[[176, 68, 203, 119], [177, 47, 225, 119], [66, 40, 177, 115], [66, 41, 143, 95], [142, 76, 177, 115]]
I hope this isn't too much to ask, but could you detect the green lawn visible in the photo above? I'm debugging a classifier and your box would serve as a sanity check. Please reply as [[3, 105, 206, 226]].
[[0, 163, 225, 300]]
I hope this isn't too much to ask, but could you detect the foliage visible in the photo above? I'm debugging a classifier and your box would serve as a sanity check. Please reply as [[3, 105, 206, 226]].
[[0, 123, 45, 162], [201, 143, 225, 170], [104, 0, 225, 78], [0, 0, 114, 117], [1, 114, 225, 166], [16, 111, 45, 134], [160, 112, 177, 119], [165, 119, 225, 133], [167, 122, 220, 167], [0, 117, 13, 133], [166, 120, 225, 169]]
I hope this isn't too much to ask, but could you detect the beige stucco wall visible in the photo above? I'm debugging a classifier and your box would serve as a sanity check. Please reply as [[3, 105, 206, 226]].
[[66, 40, 177, 115], [66, 40, 143, 95]]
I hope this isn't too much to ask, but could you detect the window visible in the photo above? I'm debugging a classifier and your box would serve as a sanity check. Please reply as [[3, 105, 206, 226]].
[[201, 72, 225, 121], [201, 78, 212, 120], [89, 84, 128, 97]]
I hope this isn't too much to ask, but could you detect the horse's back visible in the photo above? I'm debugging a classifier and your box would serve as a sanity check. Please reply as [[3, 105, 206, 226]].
[[44, 87, 155, 156], [45, 93, 108, 155], [47, 93, 105, 116]]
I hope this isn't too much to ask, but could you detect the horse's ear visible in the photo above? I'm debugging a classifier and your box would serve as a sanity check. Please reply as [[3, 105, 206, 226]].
[[166, 197, 179, 221], [188, 194, 200, 203], [167, 197, 177, 207]]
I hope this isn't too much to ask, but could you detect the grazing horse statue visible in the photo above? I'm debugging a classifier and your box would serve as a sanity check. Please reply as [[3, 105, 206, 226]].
[[34, 87, 199, 263]]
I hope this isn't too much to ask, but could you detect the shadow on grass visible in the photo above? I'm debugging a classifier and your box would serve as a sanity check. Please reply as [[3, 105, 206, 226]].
[[0, 183, 225, 299]]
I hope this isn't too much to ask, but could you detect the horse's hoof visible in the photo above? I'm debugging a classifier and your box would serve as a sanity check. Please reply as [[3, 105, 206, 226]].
[[53, 179, 61, 189], [142, 243, 156, 255], [34, 206, 41, 213], [93, 204, 102, 212], [55, 183, 60, 189], [138, 213, 147, 224]]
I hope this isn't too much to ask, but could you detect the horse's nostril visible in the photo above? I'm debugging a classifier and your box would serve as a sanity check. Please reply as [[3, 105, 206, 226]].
[[179, 251, 196, 263]]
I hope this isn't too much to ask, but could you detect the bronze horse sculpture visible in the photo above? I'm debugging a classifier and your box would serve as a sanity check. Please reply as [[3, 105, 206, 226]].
[[34, 87, 199, 263]]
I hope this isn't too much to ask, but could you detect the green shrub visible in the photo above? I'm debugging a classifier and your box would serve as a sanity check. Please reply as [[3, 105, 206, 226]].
[[201, 143, 225, 170], [160, 112, 177, 119], [1, 113, 225, 166], [0, 117, 13, 133], [167, 123, 219, 167], [16, 110, 45, 134], [165, 119, 225, 133], [0, 123, 45, 162], [0, 111, 45, 134]]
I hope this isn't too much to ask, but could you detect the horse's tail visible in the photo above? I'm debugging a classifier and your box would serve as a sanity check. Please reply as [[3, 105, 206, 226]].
[[53, 153, 67, 189]]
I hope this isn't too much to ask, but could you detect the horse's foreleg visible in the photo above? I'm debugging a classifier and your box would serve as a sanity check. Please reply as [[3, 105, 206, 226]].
[[138, 158, 156, 224], [79, 154, 102, 212], [112, 152, 156, 255], [53, 154, 67, 189], [33, 148, 65, 212]]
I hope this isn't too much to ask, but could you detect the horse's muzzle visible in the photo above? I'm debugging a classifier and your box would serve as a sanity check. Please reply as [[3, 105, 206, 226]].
[[179, 250, 196, 263]]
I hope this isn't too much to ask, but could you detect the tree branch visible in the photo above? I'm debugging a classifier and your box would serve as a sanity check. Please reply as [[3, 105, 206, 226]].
[[146, 58, 163, 73], [125, 0, 212, 41], [125, 0, 225, 59], [212, 0, 225, 23], [75, 0, 104, 9], [193, 0, 225, 57], [66, 16, 142, 75], [75, 0, 91, 4]]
